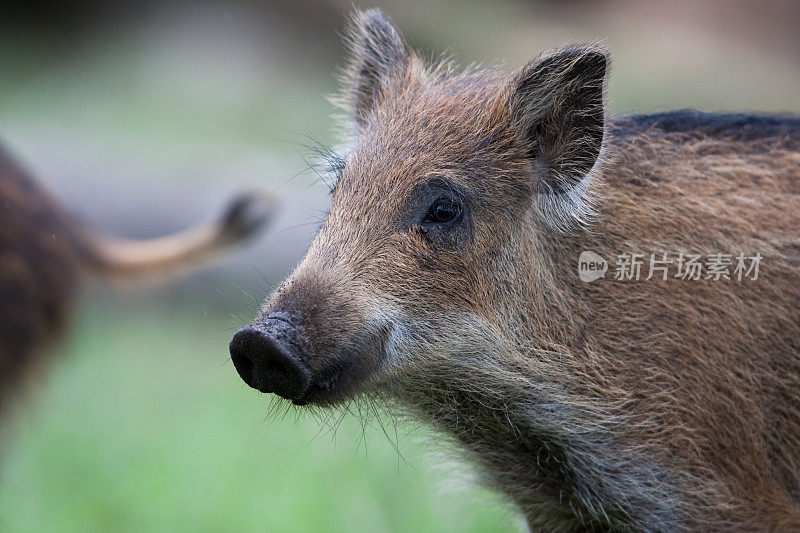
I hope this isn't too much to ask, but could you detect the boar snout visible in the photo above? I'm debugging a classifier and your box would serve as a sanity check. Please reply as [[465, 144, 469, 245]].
[[230, 269, 392, 406], [229, 319, 311, 404]]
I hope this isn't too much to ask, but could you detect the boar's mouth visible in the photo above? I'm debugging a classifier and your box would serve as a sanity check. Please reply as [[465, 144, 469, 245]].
[[229, 314, 388, 406]]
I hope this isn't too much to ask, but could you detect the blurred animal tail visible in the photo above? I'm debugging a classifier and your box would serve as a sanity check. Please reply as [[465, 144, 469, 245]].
[[75, 192, 279, 278]]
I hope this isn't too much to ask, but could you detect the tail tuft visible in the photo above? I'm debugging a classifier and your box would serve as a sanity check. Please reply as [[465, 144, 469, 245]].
[[218, 191, 281, 244]]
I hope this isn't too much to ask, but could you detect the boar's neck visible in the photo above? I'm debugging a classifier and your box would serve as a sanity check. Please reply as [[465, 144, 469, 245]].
[[394, 355, 690, 531]]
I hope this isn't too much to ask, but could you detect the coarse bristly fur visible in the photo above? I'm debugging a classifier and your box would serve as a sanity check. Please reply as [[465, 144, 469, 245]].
[[233, 8, 800, 531]]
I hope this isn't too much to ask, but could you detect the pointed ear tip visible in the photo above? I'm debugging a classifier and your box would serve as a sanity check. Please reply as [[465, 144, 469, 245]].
[[525, 45, 609, 76], [585, 46, 609, 65], [352, 7, 395, 32], [556, 45, 610, 79], [361, 7, 389, 20], [562, 45, 609, 65]]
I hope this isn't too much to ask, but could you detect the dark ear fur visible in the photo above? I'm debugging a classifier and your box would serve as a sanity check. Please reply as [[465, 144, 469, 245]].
[[509, 46, 608, 230], [342, 9, 410, 127]]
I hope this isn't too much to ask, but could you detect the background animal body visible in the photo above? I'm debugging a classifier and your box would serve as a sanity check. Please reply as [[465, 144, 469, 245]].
[[0, 149, 81, 412], [0, 145, 275, 415], [230, 9, 800, 532], [2, 2, 800, 532]]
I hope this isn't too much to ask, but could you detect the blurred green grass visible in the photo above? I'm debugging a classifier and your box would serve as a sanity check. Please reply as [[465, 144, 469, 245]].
[[0, 303, 519, 532]]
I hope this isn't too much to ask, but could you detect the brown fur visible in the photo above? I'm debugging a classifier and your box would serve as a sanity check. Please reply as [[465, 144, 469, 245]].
[[0, 144, 276, 414], [234, 10, 799, 531]]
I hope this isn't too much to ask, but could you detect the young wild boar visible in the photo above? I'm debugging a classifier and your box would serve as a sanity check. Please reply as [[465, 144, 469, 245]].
[[229, 9, 800, 531], [0, 144, 276, 414]]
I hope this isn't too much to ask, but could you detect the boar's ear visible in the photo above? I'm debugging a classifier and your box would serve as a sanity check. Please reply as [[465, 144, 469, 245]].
[[508, 46, 608, 231], [341, 9, 412, 127]]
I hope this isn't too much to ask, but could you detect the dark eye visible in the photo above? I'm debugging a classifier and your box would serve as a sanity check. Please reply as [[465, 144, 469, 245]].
[[425, 198, 461, 224]]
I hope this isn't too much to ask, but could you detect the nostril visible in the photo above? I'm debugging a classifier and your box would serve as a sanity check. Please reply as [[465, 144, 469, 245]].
[[234, 351, 254, 379], [229, 325, 311, 400], [263, 358, 293, 392]]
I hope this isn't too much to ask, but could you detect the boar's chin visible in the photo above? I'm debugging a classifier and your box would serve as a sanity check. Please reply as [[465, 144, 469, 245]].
[[296, 356, 368, 406], [302, 324, 393, 406]]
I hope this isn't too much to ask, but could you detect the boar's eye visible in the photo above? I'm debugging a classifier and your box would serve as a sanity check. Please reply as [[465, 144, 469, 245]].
[[424, 198, 462, 224]]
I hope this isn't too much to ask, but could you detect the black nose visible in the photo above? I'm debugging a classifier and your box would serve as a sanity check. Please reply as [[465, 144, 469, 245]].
[[229, 325, 311, 401]]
